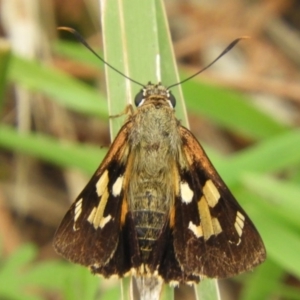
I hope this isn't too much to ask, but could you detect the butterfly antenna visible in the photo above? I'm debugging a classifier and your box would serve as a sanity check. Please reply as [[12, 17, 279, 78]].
[[167, 36, 250, 89], [58, 27, 144, 87]]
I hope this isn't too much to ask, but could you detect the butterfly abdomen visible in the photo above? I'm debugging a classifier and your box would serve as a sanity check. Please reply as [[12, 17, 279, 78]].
[[128, 102, 180, 263], [133, 206, 165, 261]]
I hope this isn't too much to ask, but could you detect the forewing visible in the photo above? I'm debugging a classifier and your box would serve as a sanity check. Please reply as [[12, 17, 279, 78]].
[[53, 122, 133, 269], [173, 126, 266, 278]]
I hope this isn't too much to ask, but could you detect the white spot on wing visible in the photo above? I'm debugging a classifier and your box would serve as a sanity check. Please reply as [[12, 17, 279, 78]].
[[74, 198, 83, 222], [180, 181, 194, 203], [99, 214, 112, 228], [188, 221, 203, 238], [236, 215, 244, 228], [211, 217, 222, 235], [73, 198, 83, 230], [87, 207, 96, 225], [237, 211, 245, 222], [112, 176, 124, 197], [96, 170, 109, 197], [234, 211, 245, 245], [198, 196, 214, 240], [235, 223, 243, 237], [203, 179, 220, 208], [87, 185, 112, 230]]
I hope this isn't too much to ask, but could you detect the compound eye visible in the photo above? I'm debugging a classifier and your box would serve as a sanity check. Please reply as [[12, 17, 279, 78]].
[[168, 92, 176, 108], [134, 89, 144, 107]]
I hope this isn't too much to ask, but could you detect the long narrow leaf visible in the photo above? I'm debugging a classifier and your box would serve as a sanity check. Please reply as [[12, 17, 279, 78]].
[[100, 0, 218, 299], [8, 55, 108, 118]]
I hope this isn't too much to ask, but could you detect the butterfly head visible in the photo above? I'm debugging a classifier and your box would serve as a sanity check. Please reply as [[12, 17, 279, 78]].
[[134, 83, 176, 109]]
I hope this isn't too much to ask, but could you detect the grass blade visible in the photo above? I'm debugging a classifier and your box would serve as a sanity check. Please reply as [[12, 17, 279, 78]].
[[100, 0, 219, 299]]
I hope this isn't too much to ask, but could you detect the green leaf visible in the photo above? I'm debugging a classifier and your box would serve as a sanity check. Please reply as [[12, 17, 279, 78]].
[[101, 0, 218, 299], [0, 39, 11, 109], [234, 188, 300, 279], [53, 40, 103, 67], [0, 244, 37, 278], [101, 0, 188, 138], [0, 125, 105, 174], [8, 55, 108, 118], [182, 77, 288, 140], [0, 244, 42, 300], [239, 259, 284, 300], [217, 129, 300, 185], [61, 265, 100, 300], [241, 173, 300, 229], [196, 279, 221, 300]]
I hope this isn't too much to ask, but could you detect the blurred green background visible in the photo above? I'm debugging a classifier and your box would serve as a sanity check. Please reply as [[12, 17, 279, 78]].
[[0, 0, 300, 299]]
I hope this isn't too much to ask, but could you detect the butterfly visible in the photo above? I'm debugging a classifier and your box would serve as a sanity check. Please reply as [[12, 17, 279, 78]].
[[53, 82, 266, 285]]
